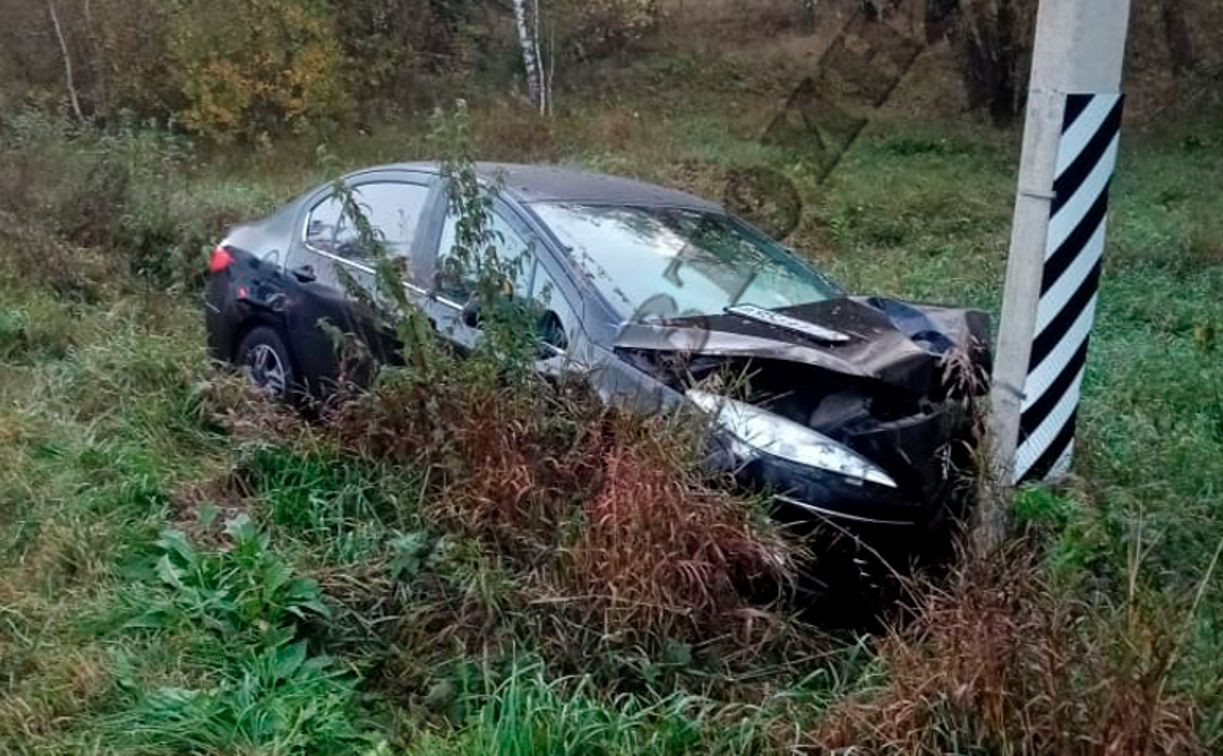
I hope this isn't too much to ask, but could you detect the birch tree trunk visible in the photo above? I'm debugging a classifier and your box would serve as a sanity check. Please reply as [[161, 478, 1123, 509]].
[[533, 0, 549, 115], [47, 0, 84, 121], [512, 0, 547, 114]]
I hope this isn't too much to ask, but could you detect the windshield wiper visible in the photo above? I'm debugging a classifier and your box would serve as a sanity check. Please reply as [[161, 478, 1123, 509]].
[[724, 304, 851, 344]]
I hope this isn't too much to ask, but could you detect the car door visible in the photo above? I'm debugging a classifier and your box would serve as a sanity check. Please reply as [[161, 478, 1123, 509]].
[[420, 198, 540, 352], [418, 195, 598, 379], [282, 173, 436, 392]]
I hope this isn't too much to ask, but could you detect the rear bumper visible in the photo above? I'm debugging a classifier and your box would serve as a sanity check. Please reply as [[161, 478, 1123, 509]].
[[204, 274, 238, 362]]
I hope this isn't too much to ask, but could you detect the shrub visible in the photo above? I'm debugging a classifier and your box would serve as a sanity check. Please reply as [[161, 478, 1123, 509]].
[[558, 0, 663, 61], [812, 543, 1204, 754], [561, 418, 793, 647], [335, 0, 476, 112], [330, 361, 800, 669], [92, 0, 180, 120], [166, 0, 348, 140], [946, 0, 1038, 126], [0, 109, 269, 287], [0, 209, 110, 302]]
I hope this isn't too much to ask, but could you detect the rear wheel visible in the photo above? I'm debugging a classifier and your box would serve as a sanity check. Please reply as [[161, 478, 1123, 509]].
[[237, 326, 295, 401]]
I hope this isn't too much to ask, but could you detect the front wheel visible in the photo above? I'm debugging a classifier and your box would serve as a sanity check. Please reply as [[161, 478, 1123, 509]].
[[237, 326, 295, 402]]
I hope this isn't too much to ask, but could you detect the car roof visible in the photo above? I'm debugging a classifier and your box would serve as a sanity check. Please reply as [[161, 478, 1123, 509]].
[[357, 161, 722, 211]]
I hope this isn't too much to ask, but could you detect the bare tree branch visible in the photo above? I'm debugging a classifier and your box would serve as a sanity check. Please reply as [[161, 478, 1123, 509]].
[[47, 0, 84, 121]]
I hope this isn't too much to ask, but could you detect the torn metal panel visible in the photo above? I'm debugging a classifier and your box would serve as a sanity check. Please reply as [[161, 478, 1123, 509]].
[[614, 322, 876, 380], [613, 296, 991, 395]]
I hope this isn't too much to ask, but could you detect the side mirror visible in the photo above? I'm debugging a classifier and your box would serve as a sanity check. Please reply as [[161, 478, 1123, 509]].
[[460, 297, 483, 329], [537, 310, 569, 354]]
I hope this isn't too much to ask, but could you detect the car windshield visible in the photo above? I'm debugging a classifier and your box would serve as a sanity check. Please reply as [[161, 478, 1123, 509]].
[[531, 203, 841, 322]]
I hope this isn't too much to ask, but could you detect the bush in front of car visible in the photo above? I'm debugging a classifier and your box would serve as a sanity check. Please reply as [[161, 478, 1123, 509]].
[[556, 411, 795, 651], [329, 356, 802, 669], [317, 102, 805, 674]]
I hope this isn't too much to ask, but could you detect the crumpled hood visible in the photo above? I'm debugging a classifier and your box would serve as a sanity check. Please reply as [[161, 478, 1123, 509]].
[[613, 296, 991, 395]]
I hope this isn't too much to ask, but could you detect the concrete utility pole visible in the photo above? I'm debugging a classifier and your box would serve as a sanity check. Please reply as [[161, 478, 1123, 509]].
[[981, 0, 1132, 548]]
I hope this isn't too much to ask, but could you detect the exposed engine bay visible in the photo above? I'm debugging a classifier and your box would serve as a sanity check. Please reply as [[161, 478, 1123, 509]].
[[613, 296, 992, 507]]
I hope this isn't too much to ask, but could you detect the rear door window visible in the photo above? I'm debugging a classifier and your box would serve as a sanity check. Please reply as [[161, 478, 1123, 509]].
[[305, 196, 343, 252], [306, 182, 431, 264]]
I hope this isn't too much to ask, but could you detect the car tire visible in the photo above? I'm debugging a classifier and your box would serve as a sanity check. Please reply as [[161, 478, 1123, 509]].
[[236, 326, 296, 402]]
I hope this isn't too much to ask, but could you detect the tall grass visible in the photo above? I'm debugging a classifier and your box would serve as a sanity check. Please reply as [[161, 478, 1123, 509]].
[[815, 542, 1205, 753], [1, 60, 1221, 752], [411, 661, 736, 756]]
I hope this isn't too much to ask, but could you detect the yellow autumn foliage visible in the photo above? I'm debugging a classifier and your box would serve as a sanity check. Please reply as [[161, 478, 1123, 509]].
[[167, 0, 347, 140]]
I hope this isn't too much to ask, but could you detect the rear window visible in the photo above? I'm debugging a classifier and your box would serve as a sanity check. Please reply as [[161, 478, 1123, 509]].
[[305, 182, 430, 261]]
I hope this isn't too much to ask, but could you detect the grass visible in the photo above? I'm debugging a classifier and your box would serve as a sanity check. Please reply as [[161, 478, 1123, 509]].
[[1, 42, 1222, 753]]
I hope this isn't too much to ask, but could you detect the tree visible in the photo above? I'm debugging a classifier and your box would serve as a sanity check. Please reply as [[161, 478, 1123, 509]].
[[46, 0, 84, 121], [166, 0, 347, 139], [1161, 0, 1195, 76], [947, 0, 1037, 127], [512, 0, 549, 115]]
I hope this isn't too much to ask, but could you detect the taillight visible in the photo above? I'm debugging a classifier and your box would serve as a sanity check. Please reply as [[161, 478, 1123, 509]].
[[209, 246, 234, 274]]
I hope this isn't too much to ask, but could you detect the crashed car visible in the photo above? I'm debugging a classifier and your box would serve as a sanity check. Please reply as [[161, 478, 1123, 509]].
[[205, 162, 990, 551]]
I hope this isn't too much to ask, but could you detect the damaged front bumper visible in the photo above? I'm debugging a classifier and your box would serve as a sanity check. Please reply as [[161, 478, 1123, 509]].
[[734, 398, 970, 531], [611, 295, 988, 538]]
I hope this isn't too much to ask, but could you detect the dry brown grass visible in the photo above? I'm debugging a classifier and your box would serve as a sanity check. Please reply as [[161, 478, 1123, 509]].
[[329, 366, 798, 661], [0, 210, 111, 303], [561, 419, 793, 647], [470, 100, 558, 162], [811, 542, 1204, 755], [193, 371, 310, 443], [330, 372, 600, 550], [0, 644, 112, 742]]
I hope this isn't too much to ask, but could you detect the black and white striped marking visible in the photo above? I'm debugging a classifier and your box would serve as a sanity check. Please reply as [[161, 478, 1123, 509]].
[[1014, 92, 1123, 483]]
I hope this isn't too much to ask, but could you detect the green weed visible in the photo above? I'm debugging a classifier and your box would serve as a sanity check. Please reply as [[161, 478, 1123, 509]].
[[1, 51, 1222, 753], [125, 516, 330, 639], [106, 633, 378, 754]]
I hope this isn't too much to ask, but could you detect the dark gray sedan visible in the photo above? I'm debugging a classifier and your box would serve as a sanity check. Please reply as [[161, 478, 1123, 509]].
[[205, 162, 989, 543]]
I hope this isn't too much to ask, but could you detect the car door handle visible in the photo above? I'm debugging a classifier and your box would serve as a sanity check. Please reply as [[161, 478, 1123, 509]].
[[291, 264, 316, 283]]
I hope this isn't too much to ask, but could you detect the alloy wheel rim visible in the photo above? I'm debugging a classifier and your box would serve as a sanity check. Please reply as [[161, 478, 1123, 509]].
[[246, 343, 286, 397]]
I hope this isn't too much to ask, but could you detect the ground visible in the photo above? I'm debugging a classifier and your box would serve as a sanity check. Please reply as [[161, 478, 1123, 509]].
[[1, 26, 1222, 754]]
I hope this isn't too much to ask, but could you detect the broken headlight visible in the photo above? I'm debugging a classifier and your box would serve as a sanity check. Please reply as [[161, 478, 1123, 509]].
[[686, 389, 898, 489]]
